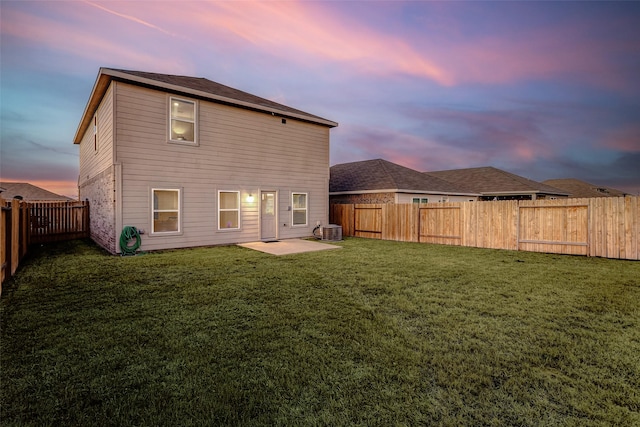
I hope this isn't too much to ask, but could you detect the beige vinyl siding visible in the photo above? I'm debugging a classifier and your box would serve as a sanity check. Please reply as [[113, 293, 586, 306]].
[[114, 82, 330, 251], [78, 83, 114, 185], [77, 83, 117, 252]]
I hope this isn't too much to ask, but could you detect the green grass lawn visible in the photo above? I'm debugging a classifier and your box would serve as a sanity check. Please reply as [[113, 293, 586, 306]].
[[1, 238, 639, 426]]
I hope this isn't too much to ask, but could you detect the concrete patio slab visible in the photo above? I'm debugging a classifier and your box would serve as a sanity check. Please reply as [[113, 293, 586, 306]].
[[238, 239, 341, 256]]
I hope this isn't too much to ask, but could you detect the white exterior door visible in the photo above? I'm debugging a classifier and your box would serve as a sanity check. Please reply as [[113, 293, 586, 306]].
[[260, 191, 277, 240]]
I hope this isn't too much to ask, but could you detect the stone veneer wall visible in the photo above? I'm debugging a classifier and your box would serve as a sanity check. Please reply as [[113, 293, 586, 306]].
[[330, 192, 396, 205], [79, 166, 116, 253]]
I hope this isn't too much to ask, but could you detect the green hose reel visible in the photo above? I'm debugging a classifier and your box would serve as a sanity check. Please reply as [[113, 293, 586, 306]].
[[119, 226, 141, 256]]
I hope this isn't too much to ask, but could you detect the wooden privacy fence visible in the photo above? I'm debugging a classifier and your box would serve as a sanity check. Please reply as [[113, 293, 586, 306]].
[[330, 196, 640, 260], [28, 201, 90, 244], [1, 199, 90, 289]]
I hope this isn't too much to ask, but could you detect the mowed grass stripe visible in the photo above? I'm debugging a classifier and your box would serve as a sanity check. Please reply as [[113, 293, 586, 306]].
[[1, 238, 638, 426]]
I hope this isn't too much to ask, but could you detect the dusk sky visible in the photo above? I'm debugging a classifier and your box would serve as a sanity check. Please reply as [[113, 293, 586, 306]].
[[1, 1, 639, 198]]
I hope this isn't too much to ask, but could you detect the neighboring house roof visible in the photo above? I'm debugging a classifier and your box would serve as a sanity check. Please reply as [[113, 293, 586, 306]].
[[74, 67, 338, 143], [330, 159, 479, 196], [0, 182, 73, 201], [426, 166, 569, 198], [542, 178, 628, 198]]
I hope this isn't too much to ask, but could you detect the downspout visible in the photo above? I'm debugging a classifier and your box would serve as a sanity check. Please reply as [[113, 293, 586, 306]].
[[112, 81, 123, 254], [114, 163, 123, 254]]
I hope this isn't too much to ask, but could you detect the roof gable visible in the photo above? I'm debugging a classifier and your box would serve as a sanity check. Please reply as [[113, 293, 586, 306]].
[[542, 178, 627, 198], [330, 159, 478, 195], [74, 67, 337, 143], [427, 166, 569, 196], [0, 182, 72, 201]]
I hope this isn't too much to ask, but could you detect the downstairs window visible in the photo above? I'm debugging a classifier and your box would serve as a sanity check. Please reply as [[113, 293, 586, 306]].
[[292, 193, 307, 226], [219, 191, 240, 230], [152, 189, 180, 233]]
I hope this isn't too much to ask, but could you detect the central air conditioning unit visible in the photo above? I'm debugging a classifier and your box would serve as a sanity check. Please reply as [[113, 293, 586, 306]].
[[322, 224, 342, 241]]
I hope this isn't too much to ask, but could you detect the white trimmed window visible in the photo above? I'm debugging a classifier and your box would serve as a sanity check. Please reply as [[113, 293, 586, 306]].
[[412, 198, 428, 204], [169, 97, 196, 143], [219, 191, 240, 230], [152, 189, 180, 233], [292, 193, 307, 226]]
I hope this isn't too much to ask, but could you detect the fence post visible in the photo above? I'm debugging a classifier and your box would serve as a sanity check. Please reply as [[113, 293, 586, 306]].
[[1, 199, 20, 290], [10, 199, 19, 277], [20, 201, 29, 258], [1, 199, 9, 290], [85, 200, 90, 238]]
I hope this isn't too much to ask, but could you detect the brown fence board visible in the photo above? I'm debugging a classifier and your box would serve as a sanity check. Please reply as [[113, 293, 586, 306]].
[[330, 196, 639, 260], [354, 205, 382, 239], [518, 203, 589, 256], [623, 196, 638, 260], [419, 206, 461, 245], [383, 204, 418, 242], [461, 201, 477, 248]]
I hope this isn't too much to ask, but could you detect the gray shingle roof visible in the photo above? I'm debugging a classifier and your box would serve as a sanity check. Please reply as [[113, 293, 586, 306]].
[[110, 68, 333, 123], [0, 182, 73, 201], [542, 178, 627, 198], [330, 159, 478, 195], [426, 167, 569, 196], [75, 67, 337, 143]]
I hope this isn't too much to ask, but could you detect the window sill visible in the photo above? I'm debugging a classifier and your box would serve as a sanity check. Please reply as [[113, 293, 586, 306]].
[[168, 139, 199, 147], [149, 231, 183, 237]]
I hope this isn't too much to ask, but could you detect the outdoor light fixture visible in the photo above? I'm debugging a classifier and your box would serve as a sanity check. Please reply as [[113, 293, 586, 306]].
[[246, 194, 255, 203]]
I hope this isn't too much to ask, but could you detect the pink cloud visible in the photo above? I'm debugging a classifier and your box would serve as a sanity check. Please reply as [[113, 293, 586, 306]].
[[334, 105, 564, 173], [8, 1, 442, 82], [418, 108, 556, 162], [602, 125, 640, 152], [175, 1, 454, 85], [33, 180, 78, 199], [425, 18, 638, 91], [1, 5, 191, 75], [335, 123, 491, 172], [186, 1, 637, 90], [512, 143, 537, 162], [5, 1, 634, 91]]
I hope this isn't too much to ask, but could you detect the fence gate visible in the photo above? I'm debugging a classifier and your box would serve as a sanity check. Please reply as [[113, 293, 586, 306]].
[[517, 204, 589, 256]]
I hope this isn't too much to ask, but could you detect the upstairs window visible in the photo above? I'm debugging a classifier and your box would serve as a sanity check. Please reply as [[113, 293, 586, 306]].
[[170, 97, 196, 143], [292, 193, 307, 226]]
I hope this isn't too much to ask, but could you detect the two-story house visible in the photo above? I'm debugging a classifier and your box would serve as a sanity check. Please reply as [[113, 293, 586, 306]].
[[74, 68, 337, 254]]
